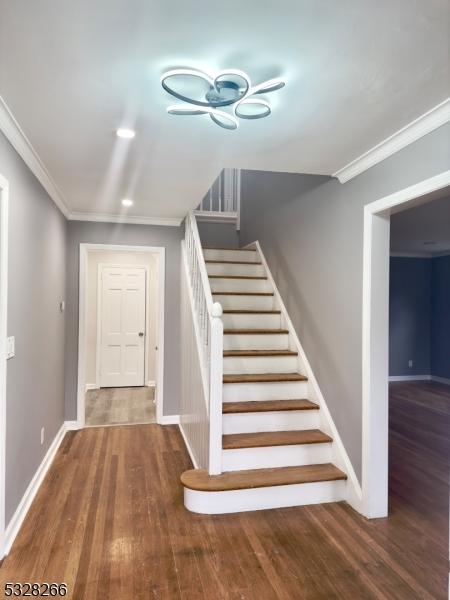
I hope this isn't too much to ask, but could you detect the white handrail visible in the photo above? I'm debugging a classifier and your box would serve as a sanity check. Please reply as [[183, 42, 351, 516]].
[[183, 212, 223, 475]]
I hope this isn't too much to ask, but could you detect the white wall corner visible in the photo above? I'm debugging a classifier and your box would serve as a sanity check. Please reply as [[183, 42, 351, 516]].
[[0, 95, 70, 218], [333, 98, 450, 183], [85, 383, 99, 392]]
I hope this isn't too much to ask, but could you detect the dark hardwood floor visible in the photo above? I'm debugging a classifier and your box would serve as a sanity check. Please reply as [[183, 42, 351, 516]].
[[1, 381, 448, 599]]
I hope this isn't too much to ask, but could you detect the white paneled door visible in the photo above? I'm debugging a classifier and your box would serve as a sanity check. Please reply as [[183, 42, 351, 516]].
[[99, 266, 146, 387]]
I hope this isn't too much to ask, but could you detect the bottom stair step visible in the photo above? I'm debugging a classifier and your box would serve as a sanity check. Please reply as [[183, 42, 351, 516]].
[[181, 463, 347, 492]]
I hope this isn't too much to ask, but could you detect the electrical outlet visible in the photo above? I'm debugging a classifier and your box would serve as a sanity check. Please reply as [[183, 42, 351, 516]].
[[408, 360, 413, 368], [40, 427, 45, 445]]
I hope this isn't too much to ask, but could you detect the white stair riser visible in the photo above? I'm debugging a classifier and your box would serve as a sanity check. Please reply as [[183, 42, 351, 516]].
[[223, 333, 289, 350], [209, 278, 271, 293], [203, 249, 258, 263], [213, 294, 276, 311], [184, 480, 346, 514], [222, 443, 332, 470], [223, 380, 308, 402], [222, 410, 320, 434], [206, 263, 265, 277], [223, 355, 298, 374], [222, 313, 281, 330]]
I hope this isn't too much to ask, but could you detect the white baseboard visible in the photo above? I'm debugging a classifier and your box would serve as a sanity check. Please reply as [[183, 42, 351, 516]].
[[430, 375, 450, 386], [389, 374, 450, 386], [85, 383, 99, 391], [389, 375, 431, 382], [65, 420, 81, 430], [178, 423, 199, 469], [147, 380, 156, 387], [159, 414, 180, 425], [2, 421, 74, 557]]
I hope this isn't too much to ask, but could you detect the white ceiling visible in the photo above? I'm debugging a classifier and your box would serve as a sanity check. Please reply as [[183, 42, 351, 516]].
[[391, 193, 450, 256], [0, 0, 449, 220]]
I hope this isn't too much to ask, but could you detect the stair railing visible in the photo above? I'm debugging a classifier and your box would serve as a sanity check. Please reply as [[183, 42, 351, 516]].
[[181, 211, 223, 475], [196, 168, 241, 230]]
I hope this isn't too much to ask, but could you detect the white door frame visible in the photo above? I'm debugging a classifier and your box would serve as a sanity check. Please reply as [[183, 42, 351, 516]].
[[0, 174, 9, 557], [96, 263, 150, 389], [77, 244, 165, 427], [362, 170, 450, 518]]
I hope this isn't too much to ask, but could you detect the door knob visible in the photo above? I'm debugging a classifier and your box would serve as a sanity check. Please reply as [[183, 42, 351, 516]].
[[138, 332, 144, 337]]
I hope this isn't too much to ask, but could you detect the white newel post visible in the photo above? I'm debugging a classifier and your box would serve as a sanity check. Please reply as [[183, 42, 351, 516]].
[[208, 301, 223, 475]]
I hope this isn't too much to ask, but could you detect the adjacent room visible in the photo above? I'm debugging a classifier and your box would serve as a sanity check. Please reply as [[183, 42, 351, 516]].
[[82, 246, 161, 427]]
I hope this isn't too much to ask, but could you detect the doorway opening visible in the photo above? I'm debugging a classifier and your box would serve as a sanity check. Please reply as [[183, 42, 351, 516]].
[[362, 170, 450, 519], [77, 244, 165, 427]]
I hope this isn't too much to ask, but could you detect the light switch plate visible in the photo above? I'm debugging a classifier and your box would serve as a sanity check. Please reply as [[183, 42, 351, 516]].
[[6, 336, 15, 359]]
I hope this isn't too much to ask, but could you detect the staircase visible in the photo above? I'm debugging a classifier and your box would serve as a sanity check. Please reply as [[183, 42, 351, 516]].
[[181, 242, 349, 514]]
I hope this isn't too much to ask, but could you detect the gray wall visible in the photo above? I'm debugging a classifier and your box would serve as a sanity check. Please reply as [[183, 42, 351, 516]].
[[0, 132, 67, 524], [197, 221, 240, 248], [389, 258, 431, 376], [431, 256, 450, 379], [65, 221, 183, 419], [239, 122, 450, 481]]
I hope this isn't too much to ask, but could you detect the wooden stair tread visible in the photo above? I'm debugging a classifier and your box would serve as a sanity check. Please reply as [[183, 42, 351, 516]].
[[206, 260, 262, 265], [209, 275, 267, 280], [181, 463, 346, 492], [224, 329, 289, 334], [203, 246, 256, 251], [223, 373, 307, 383], [223, 350, 297, 357], [213, 292, 274, 296], [222, 429, 332, 449], [223, 399, 319, 413], [223, 310, 281, 314]]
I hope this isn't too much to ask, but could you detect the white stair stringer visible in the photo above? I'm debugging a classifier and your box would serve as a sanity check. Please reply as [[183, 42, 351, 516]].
[[181, 240, 362, 515]]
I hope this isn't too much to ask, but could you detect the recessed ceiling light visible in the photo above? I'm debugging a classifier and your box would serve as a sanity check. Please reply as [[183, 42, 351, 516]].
[[116, 128, 136, 139], [121, 198, 134, 207]]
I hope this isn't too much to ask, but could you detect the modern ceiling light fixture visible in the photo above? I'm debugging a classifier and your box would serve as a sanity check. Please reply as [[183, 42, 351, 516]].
[[161, 68, 285, 130]]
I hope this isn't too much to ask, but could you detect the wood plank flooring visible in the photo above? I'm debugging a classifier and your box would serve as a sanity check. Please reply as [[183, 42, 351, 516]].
[[1, 381, 448, 599]]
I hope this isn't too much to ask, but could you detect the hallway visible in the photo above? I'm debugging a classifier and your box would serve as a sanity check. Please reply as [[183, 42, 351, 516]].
[[0, 382, 448, 599]]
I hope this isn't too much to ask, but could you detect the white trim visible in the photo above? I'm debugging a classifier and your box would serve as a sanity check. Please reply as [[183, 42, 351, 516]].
[[193, 210, 238, 224], [178, 424, 199, 469], [159, 415, 180, 425], [333, 98, 450, 183], [77, 244, 165, 427], [389, 374, 450, 386], [253, 240, 363, 513], [0, 174, 8, 558], [0, 96, 70, 217], [147, 380, 156, 387], [64, 420, 80, 431], [96, 263, 150, 388], [431, 375, 450, 386], [389, 375, 431, 382], [3, 421, 72, 557], [85, 383, 100, 392], [69, 211, 182, 227], [389, 251, 433, 258], [362, 169, 450, 518]]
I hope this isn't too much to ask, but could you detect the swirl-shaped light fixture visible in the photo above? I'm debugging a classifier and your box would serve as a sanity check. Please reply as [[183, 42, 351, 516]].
[[161, 68, 285, 130]]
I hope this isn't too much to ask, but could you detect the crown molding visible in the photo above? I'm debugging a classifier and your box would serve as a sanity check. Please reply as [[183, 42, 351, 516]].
[[0, 95, 70, 217], [333, 98, 450, 184], [68, 211, 183, 227]]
